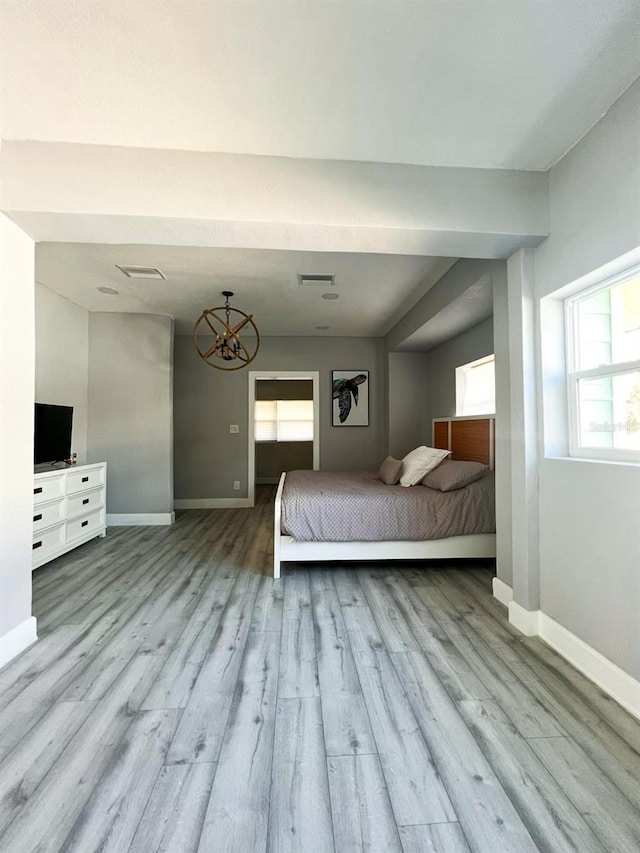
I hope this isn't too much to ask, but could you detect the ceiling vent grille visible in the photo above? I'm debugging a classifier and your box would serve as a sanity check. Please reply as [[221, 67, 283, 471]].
[[116, 265, 166, 280], [298, 274, 335, 287]]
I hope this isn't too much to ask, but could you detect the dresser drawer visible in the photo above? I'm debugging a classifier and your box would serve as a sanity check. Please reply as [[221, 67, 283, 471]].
[[33, 499, 66, 533], [32, 462, 107, 571], [66, 509, 104, 543], [33, 475, 65, 505], [66, 466, 105, 495], [67, 488, 104, 519], [32, 523, 65, 564]]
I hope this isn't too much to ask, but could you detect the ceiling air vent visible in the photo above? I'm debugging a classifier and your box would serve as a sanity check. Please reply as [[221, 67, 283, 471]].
[[298, 274, 335, 287], [116, 265, 166, 280]]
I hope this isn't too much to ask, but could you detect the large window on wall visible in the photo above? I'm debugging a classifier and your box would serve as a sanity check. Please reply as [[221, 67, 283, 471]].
[[456, 355, 495, 416], [566, 266, 640, 461], [254, 399, 314, 442]]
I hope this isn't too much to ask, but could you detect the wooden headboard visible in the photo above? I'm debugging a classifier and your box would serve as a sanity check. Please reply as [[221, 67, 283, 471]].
[[432, 416, 495, 469]]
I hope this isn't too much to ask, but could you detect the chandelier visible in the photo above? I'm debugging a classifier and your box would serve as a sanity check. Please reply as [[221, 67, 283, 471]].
[[193, 291, 260, 370]]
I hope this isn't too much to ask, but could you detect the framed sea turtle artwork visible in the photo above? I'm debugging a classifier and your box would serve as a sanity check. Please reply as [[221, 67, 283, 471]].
[[332, 370, 369, 426]]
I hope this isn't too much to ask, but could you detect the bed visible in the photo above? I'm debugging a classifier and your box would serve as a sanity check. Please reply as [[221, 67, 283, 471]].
[[273, 416, 496, 578]]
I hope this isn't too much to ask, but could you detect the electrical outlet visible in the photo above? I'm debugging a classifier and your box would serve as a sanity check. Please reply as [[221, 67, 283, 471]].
[[229, 424, 239, 434], [233, 480, 240, 490]]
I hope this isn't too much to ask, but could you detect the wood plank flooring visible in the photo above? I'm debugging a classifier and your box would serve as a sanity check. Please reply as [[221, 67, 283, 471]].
[[1, 486, 639, 852]]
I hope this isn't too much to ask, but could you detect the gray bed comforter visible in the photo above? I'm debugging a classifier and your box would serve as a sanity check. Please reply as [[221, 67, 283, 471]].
[[280, 469, 495, 542]]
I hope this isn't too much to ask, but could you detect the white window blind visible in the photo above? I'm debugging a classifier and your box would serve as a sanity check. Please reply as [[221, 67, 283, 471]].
[[456, 355, 496, 416], [254, 400, 314, 442]]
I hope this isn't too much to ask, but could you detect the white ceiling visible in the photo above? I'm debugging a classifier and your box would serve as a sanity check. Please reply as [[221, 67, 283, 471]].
[[398, 277, 494, 351], [36, 243, 456, 337], [1, 1, 639, 170], [6, 2, 640, 345]]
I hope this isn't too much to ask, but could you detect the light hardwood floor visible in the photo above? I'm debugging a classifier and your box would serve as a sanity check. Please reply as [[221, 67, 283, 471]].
[[1, 486, 639, 852]]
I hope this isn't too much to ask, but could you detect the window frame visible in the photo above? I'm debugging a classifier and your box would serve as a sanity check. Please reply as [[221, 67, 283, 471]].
[[565, 264, 640, 464]]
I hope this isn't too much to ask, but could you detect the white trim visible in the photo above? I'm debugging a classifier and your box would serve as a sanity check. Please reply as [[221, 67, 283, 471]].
[[507, 605, 640, 720], [107, 512, 175, 526], [279, 534, 496, 564], [248, 371, 320, 508], [569, 359, 640, 382], [539, 612, 640, 721], [0, 617, 37, 669], [432, 414, 496, 423], [492, 577, 513, 607], [565, 260, 640, 465], [566, 444, 640, 464], [508, 601, 541, 636], [172, 499, 251, 510]]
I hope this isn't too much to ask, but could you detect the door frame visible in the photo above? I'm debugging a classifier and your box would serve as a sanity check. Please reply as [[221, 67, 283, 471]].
[[247, 371, 320, 507]]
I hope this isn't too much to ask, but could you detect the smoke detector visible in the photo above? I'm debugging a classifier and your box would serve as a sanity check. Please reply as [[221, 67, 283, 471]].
[[116, 265, 166, 280]]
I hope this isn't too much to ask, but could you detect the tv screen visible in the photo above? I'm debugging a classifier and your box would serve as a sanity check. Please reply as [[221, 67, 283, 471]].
[[34, 403, 73, 465]]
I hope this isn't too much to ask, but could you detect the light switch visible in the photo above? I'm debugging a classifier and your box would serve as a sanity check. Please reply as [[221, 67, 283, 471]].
[[229, 424, 239, 434]]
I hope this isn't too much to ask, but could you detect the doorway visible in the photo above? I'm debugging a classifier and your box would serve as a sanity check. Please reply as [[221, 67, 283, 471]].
[[247, 371, 320, 507]]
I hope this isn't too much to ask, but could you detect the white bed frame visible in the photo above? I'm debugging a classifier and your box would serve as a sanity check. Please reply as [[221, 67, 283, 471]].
[[273, 416, 496, 578]]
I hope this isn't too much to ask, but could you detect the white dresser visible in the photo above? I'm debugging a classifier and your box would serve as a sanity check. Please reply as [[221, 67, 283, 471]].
[[32, 462, 107, 570]]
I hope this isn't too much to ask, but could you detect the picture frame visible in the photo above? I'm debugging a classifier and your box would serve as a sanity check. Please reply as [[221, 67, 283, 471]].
[[332, 370, 369, 426]]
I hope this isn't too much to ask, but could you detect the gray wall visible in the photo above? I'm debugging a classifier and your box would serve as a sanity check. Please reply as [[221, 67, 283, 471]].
[[256, 379, 312, 400], [425, 317, 494, 428], [35, 283, 89, 463], [384, 258, 498, 465], [387, 352, 429, 458], [534, 78, 640, 679], [174, 335, 386, 499], [256, 442, 313, 480], [386, 259, 494, 351], [88, 313, 174, 515]]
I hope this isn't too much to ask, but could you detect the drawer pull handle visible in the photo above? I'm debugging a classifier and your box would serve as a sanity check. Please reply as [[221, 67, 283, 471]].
[[34, 487, 43, 495], [82, 498, 89, 505], [82, 476, 89, 483], [33, 541, 42, 550], [81, 520, 89, 528], [33, 513, 42, 522]]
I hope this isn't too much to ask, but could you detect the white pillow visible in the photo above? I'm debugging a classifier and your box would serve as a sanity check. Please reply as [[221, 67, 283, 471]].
[[399, 445, 450, 487]]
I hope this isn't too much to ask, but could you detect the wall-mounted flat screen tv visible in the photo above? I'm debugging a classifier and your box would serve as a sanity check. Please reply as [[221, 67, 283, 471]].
[[34, 403, 73, 464]]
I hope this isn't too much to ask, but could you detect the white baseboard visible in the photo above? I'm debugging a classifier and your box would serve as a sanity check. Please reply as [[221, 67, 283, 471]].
[[173, 498, 252, 509], [0, 617, 38, 670], [539, 612, 640, 722], [107, 512, 175, 526], [508, 600, 541, 636], [507, 602, 640, 721], [492, 577, 513, 607]]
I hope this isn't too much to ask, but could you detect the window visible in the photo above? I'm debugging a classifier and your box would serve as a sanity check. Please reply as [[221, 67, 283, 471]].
[[456, 355, 495, 416], [566, 267, 640, 461], [254, 399, 314, 442]]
